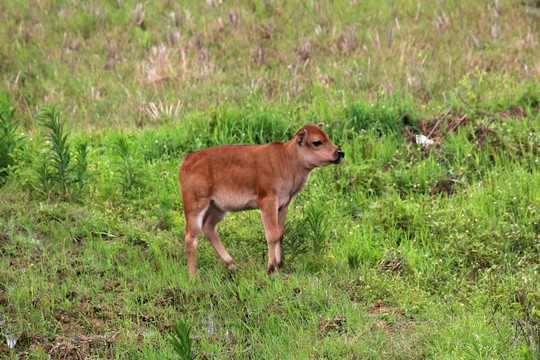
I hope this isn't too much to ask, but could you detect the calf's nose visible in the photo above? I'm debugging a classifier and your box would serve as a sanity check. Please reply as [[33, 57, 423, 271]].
[[337, 149, 345, 160]]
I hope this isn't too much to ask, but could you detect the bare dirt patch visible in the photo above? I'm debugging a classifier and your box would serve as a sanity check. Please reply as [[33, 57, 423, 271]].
[[430, 178, 461, 197], [318, 316, 347, 336], [155, 287, 189, 311], [365, 301, 407, 332], [377, 256, 407, 275], [365, 301, 405, 318], [500, 106, 529, 119]]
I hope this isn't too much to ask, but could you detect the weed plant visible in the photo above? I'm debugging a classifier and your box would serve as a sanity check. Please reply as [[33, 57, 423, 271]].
[[36, 107, 87, 199], [154, 193, 175, 231], [168, 318, 197, 360], [35, 158, 55, 197], [283, 219, 309, 261], [304, 202, 329, 255], [111, 133, 143, 194], [144, 318, 197, 360], [38, 108, 72, 197]]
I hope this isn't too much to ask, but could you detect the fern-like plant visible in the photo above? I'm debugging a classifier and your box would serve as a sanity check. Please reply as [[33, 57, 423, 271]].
[[168, 317, 197, 360], [143, 317, 197, 360], [36, 159, 55, 197], [112, 134, 141, 193], [304, 203, 328, 254], [38, 107, 72, 197], [36, 107, 89, 199], [283, 219, 309, 261], [154, 193, 175, 230]]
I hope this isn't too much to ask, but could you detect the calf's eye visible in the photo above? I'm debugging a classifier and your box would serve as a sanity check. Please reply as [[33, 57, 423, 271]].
[[312, 141, 323, 146]]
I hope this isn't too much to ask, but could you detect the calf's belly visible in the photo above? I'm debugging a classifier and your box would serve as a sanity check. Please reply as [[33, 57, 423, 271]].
[[212, 191, 260, 212]]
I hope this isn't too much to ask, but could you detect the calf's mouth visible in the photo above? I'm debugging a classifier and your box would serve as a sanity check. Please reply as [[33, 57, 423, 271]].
[[333, 149, 345, 164]]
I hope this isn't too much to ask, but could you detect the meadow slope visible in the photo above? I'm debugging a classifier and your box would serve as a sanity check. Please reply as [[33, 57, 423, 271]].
[[0, 0, 539, 359]]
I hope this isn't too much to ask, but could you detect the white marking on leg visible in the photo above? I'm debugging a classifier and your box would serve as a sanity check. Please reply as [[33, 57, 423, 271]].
[[275, 244, 281, 263], [197, 204, 210, 229]]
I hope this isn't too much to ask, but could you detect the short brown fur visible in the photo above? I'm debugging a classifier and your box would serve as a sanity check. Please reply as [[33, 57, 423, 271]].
[[179, 124, 344, 277]]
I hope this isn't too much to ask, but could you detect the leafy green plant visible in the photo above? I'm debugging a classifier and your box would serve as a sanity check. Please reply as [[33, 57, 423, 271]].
[[283, 219, 309, 261], [36, 159, 55, 197], [35, 108, 89, 198], [112, 134, 142, 193], [283, 203, 330, 267], [154, 193, 175, 230], [0, 95, 22, 183], [168, 317, 197, 360], [304, 203, 329, 254], [38, 107, 73, 198], [143, 317, 197, 360]]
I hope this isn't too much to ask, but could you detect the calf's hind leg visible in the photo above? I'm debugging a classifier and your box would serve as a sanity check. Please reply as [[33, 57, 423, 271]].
[[202, 207, 235, 271], [183, 199, 210, 278]]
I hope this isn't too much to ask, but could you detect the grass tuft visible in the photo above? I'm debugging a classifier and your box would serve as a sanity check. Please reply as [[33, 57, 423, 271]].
[[0, 95, 22, 183]]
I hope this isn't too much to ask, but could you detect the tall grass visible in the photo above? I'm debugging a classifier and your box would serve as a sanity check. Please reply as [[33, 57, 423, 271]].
[[73, 139, 89, 193], [0, 96, 22, 183]]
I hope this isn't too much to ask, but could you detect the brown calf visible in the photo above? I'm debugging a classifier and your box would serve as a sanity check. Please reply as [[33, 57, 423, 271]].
[[179, 123, 344, 277]]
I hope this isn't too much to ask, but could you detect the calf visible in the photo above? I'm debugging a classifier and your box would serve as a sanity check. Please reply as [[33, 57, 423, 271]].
[[179, 123, 344, 277]]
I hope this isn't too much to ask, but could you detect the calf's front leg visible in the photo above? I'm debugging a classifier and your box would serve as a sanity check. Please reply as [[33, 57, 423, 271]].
[[258, 196, 281, 274], [276, 203, 290, 269]]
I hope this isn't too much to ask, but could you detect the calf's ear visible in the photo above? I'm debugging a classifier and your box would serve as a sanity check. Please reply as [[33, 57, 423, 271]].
[[296, 129, 307, 146], [317, 123, 324, 128]]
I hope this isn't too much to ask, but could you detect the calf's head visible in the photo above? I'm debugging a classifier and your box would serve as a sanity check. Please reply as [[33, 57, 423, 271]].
[[295, 123, 344, 169]]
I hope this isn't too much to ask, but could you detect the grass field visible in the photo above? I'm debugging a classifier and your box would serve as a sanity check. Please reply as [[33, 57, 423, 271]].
[[1, 0, 539, 359]]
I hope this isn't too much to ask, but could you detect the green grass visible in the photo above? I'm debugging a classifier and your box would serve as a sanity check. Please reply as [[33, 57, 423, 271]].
[[1, 0, 540, 359]]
